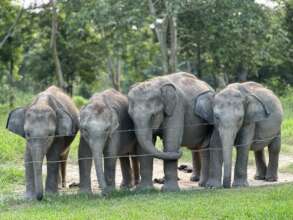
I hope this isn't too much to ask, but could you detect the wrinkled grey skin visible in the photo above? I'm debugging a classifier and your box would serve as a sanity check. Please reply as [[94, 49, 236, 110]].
[[78, 89, 139, 195], [128, 72, 214, 191], [6, 86, 79, 200], [206, 82, 283, 188]]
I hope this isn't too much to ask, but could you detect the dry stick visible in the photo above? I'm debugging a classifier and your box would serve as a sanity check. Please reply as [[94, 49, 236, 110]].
[[0, 8, 23, 49]]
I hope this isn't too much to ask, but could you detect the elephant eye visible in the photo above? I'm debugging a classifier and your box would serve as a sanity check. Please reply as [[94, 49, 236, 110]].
[[26, 132, 31, 138]]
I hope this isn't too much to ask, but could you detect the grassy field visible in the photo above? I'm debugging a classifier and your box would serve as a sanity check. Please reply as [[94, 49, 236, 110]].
[[0, 90, 293, 219], [1, 184, 293, 219]]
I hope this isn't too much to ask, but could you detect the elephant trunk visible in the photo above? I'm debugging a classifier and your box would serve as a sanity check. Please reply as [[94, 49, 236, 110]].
[[31, 147, 44, 201], [90, 142, 107, 191], [135, 121, 181, 160], [219, 128, 236, 188]]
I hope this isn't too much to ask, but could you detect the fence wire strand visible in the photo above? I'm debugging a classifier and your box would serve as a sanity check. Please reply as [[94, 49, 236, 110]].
[[1, 114, 292, 200]]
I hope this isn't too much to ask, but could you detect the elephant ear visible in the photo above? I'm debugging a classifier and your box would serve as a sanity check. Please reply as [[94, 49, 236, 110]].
[[244, 94, 270, 124], [55, 109, 75, 136], [160, 83, 177, 116], [104, 98, 120, 136], [193, 91, 214, 124], [6, 107, 26, 138], [48, 95, 76, 137]]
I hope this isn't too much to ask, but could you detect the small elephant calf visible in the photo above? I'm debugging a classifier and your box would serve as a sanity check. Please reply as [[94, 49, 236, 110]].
[[207, 82, 283, 188], [78, 89, 139, 195], [6, 86, 79, 200]]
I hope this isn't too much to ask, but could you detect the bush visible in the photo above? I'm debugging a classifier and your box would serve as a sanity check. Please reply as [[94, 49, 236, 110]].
[[73, 96, 88, 109]]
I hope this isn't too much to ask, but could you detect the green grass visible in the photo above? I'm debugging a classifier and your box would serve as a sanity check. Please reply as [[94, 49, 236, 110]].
[[1, 184, 293, 219], [0, 166, 24, 194]]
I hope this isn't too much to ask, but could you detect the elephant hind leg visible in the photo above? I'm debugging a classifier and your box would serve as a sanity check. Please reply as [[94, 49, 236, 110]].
[[120, 156, 133, 189], [266, 136, 281, 182], [254, 150, 267, 180], [190, 151, 201, 182], [131, 157, 140, 185], [60, 151, 69, 188]]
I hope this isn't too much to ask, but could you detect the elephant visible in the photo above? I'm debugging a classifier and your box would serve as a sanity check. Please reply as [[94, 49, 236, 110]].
[[6, 86, 79, 200], [78, 89, 139, 195], [205, 82, 283, 188], [127, 72, 215, 191]]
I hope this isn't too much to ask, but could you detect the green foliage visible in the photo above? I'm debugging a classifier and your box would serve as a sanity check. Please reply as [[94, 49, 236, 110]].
[[73, 96, 88, 109], [1, 0, 291, 97]]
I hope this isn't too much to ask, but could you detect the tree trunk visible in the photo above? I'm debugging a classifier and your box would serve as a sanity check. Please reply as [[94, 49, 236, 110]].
[[148, 0, 169, 74], [236, 63, 248, 82], [0, 8, 23, 49], [8, 58, 15, 108], [108, 56, 121, 91], [214, 57, 227, 90], [50, 0, 67, 92], [169, 15, 177, 73], [196, 43, 202, 78]]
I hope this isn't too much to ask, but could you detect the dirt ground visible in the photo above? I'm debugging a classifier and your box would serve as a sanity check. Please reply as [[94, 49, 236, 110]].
[[61, 154, 293, 193]]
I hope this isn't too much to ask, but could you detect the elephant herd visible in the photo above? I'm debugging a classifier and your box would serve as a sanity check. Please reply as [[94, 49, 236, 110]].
[[6, 72, 283, 201]]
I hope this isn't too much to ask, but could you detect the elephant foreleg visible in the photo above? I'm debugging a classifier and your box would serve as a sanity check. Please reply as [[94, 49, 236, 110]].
[[131, 156, 140, 185], [103, 155, 117, 191], [46, 139, 63, 194], [233, 145, 249, 187], [60, 151, 69, 188], [206, 130, 222, 188], [266, 136, 281, 181], [161, 116, 183, 192], [254, 150, 267, 180], [78, 137, 92, 193], [233, 125, 255, 187], [25, 146, 35, 199], [136, 145, 153, 190]]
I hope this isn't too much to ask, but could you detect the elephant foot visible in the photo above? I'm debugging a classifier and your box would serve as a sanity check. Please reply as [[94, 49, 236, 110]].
[[79, 188, 92, 195], [134, 179, 140, 186], [190, 174, 200, 182], [254, 175, 266, 180], [265, 176, 278, 182], [101, 186, 115, 197], [120, 181, 133, 190], [223, 179, 231, 189], [232, 179, 249, 188], [205, 179, 222, 189], [135, 182, 154, 191], [36, 192, 43, 201], [198, 179, 208, 187], [161, 182, 180, 192]]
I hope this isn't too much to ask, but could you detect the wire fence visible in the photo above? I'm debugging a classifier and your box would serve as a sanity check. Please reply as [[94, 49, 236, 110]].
[[1, 117, 293, 201]]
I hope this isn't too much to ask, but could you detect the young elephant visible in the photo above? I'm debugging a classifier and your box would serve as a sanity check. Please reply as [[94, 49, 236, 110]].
[[78, 89, 139, 195], [206, 82, 283, 188], [128, 72, 215, 191], [6, 86, 79, 200]]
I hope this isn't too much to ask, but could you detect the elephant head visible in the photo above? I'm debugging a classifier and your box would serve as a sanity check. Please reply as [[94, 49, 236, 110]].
[[79, 100, 119, 190], [6, 95, 75, 200], [212, 84, 270, 187], [128, 82, 181, 160]]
